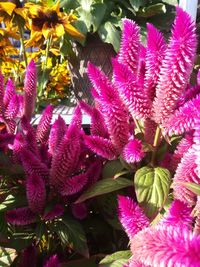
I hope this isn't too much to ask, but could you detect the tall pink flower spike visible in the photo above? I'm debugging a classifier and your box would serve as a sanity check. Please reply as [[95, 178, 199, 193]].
[[153, 7, 197, 125], [23, 60, 37, 121], [6, 207, 36, 225]]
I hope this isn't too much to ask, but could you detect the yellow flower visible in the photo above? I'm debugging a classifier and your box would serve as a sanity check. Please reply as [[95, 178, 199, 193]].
[[25, 1, 84, 47]]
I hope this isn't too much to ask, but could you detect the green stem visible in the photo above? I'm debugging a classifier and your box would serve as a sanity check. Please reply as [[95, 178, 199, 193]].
[[150, 126, 161, 166], [134, 118, 143, 133]]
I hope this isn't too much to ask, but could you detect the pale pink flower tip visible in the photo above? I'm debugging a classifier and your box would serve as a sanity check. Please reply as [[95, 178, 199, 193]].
[[122, 139, 144, 163], [118, 195, 149, 239]]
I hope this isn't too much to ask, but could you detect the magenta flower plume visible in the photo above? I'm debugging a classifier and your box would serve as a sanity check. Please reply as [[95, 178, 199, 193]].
[[118, 19, 140, 73], [131, 226, 200, 266], [173, 147, 199, 206], [164, 94, 200, 136], [21, 149, 49, 181], [144, 23, 166, 102], [87, 63, 129, 151], [128, 259, 150, 267], [48, 115, 67, 155], [197, 69, 200, 86], [85, 159, 102, 187], [118, 195, 149, 239], [0, 133, 14, 150], [84, 135, 118, 160], [170, 134, 193, 172], [50, 125, 81, 187], [43, 254, 61, 267], [71, 203, 87, 220], [42, 204, 64, 221], [160, 200, 193, 230], [193, 123, 200, 177], [177, 85, 200, 108], [70, 105, 82, 128], [153, 7, 197, 125], [113, 59, 151, 120], [18, 246, 36, 267], [4, 94, 19, 120], [6, 207, 36, 225], [23, 60, 37, 121], [36, 105, 54, 144], [26, 174, 46, 214], [59, 173, 88, 196], [122, 138, 145, 164], [0, 71, 5, 115], [79, 101, 108, 138], [3, 79, 15, 108], [10, 133, 25, 163], [137, 45, 146, 85]]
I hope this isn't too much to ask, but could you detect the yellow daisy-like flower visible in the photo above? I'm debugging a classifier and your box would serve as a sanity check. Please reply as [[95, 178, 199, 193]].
[[25, 1, 84, 47]]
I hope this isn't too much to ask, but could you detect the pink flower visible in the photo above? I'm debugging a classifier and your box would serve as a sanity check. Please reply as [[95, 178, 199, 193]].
[[6, 207, 36, 225], [118, 19, 140, 74], [3, 79, 15, 108], [0, 71, 5, 115], [122, 138, 144, 163], [18, 246, 36, 267], [84, 135, 118, 160], [131, 226, 200, 266], [36, 105, 54, 144], [153, 7, 197, 125], [42, 204, 64, 221], [118, 195, 149, 239], [4, 94, 19, 120], [26, 174, 46, 214], [23, 60, 37, 121], [43, 254, 60, 267]]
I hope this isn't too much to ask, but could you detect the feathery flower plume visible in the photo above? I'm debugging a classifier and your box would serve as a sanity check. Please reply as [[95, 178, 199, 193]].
[[79, 101, 108, 138], [71, 203, 87, 220], [131, 226, 200, 266], [163, 94, 200, 136], [70, 105, 82, 128], [59, 173, 88, 196], [23, 60, 37, 121], [87, 63, 129, 151], [0, 71, 4, 116], [128, 259, 150, 267], [85, 159, 102, 187], [170, 134, 193, 172], [113, 59, 151, 120], [4, 94, 19, 120], [118, 19, 140, 73], [173, 147, 199, 206], [10, 133, 25, 163], [18, 246, 36, 267], [21, 149, 49, 181], [6, 207, 36, 225], [50, 124, 81, 187], [42, 204, 64, 221], [122, 138, 145, 164], [43, 255, 60, 267], [193, 123, 200, 178], [48, 115, 66, 155], [0, 133, 14, 150], [3, 79, 15, 108], [177, 85, 200, 108], [160, 200, 193, 230], [197, 69, 200, 87], [84, 135, 118, 160], [26, 174, 46, 214], [144, 23, 166, 103], [153, 7, 197, 125], [36, 105, 54, 144], [137, 45, 146, 85], [118, 195, 149, 239]]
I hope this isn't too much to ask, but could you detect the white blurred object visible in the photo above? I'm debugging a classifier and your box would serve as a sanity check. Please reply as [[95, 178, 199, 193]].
[[179, 0, 198, 21]]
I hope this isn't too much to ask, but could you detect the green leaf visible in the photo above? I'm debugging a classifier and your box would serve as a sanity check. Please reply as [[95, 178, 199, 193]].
[[162, 0, 178, 5], [0, 247, 17, 267], [55, 216, 89, 257], [35, 223, 45, 241], [0, 195, 27, 212], [102, 160, 124, 179], [134, 166, 171, 218], [137, 3, 166, 18], [98, 21, 120, 52], [99, 250, 131, 267], [63, 255, 100, 267], [76, 178, 133, 203], [129, 0, 147, 11], [179, 182, 200, 196]]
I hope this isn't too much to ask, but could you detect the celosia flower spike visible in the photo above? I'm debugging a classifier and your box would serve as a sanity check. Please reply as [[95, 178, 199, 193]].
[[160, 199, 193, 230], [43, 254, 61, 267], [42, 204, 64, 221], [0, 71, 4, 116], [122, 138, 145, 164], [197, 69, 200, 87], [26, 174, 46, 214], [36, 105, 54, 144], [118, 19, 140, 74], [4, 94, 19, 120], [131, 226, 200, 266], [113, 59, 151, 120], [193, 122, 200, 178], [6, 207, 36, 225], [118, 195, 149, 239], [153, 7, 197, 125], [4, 78, 15, 108], [23, 60, 37, 121], [144, 23, 166, 103], [70, 105, 82, 128]]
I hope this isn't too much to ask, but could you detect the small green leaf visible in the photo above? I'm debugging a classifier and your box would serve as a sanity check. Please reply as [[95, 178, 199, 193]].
[[76, 178, 133, 203], [99, 250, 131, 267], [137, 3, 166, 18], [98, 22, 120, 52], [134, 166, 171, 218], [179, 182, 200, 196], [35, 223, 45, 241], [102, 160, 124, 179], [0, 247, 17, 267], [55, 216, 89, 257], [129, 0, 147, 11], [162, 0, 178, 5], [0, 195, 27, 212]]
